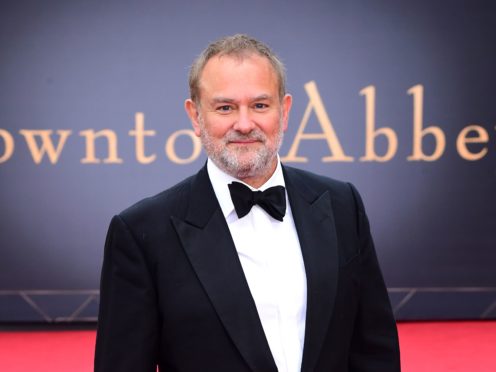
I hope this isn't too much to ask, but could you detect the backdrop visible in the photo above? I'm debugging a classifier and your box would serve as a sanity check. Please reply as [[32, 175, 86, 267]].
[[1, 0, 495, 322]]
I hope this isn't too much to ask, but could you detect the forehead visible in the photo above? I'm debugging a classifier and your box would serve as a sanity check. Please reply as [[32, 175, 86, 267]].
[[198, 54, 278, 100]]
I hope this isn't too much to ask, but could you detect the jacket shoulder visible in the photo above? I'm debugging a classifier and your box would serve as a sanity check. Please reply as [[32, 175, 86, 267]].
[[283, 165, 367, 223], [284, 165, 353, 197]]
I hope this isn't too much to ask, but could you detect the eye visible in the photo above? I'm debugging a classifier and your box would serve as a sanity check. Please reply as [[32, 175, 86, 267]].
[[216, 105, 233, 113], [254, 103, 269, 110]]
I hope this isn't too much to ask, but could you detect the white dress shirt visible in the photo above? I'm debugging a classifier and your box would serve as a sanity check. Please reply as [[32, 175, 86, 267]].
[[207, 158, 307, 372]]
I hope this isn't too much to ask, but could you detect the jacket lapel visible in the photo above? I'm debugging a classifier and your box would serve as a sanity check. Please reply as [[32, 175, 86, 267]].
[[283, 166, 339, 372], [171, 165, 277, 372]]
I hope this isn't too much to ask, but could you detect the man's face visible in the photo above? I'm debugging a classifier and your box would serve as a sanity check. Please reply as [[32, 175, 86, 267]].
[[185, 54, 292, 186]]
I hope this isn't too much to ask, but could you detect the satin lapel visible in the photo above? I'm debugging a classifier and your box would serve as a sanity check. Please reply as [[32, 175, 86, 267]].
[[171, 166, 277, 372], [283, 167, 339, 372]]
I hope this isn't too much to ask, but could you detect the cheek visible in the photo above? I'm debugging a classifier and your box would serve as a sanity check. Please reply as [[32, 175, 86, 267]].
[[261, 117, 283, 139], [202, 117, 232, 139]]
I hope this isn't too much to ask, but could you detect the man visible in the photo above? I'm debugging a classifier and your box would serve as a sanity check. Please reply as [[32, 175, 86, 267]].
[[95, 34, 400, 372]]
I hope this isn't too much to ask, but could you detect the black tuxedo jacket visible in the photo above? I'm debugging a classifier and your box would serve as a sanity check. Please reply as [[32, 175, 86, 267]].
[[95, 165, 400, 372]]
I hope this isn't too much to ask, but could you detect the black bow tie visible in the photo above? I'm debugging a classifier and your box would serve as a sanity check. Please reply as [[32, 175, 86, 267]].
[[228, 181, 286, 221]]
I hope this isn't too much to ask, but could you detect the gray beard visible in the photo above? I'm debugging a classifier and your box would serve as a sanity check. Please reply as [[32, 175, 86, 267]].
[[198, 118, 283, 180]]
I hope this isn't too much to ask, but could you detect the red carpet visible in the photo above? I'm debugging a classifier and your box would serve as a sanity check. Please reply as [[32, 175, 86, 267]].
[[0, 321, 495, 371], [0, 329, 95, 372], [398, 321, 496, 372]]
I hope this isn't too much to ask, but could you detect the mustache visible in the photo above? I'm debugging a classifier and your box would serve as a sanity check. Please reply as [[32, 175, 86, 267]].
[[224, 130, 266, 142]]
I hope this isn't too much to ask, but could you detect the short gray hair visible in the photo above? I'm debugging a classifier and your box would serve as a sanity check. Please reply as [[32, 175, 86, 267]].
[[188, 34, 287, 104]]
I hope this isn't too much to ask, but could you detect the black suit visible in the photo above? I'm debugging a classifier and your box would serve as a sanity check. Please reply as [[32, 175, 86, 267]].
[[95, 164, 400, 372]]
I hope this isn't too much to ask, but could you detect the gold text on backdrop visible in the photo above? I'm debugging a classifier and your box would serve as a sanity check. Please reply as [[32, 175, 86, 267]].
[[0, 82, 491, 165]]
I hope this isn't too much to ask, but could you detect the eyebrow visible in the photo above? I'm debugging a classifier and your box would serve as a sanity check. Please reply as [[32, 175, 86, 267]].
[[210, 94, 273, 105], [210, 97, 236, 104], [252, 94, 272, 101]]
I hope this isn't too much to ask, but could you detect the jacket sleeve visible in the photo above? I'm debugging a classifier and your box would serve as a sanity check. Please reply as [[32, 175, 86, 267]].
[[347, 183, 401, 372], [94, 215, 159, 372]]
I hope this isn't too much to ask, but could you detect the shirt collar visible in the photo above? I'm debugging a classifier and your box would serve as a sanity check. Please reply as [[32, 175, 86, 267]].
[[207, 156, 286, 220]]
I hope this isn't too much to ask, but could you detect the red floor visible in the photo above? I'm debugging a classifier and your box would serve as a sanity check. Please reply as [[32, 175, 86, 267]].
[[0, 321, 495, 371], [398, 321, 496, 372]]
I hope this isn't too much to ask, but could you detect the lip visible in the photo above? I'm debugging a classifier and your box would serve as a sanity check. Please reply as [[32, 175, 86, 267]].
[[228, 140, 259, 144]]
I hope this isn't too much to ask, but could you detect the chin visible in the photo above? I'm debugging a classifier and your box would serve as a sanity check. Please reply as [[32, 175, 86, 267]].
[[235, 157, 275, 179]]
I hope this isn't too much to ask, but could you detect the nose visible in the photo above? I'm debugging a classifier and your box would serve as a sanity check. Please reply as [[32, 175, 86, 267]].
[[232, 107, 255, 133]]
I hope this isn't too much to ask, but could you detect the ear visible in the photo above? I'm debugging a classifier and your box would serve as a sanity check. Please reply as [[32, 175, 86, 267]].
[[281, 94, 292, 132], [184, 99, 201, 137]]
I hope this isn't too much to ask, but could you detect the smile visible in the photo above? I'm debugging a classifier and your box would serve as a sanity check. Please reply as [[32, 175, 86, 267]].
[[228, 140, 260, 145]]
